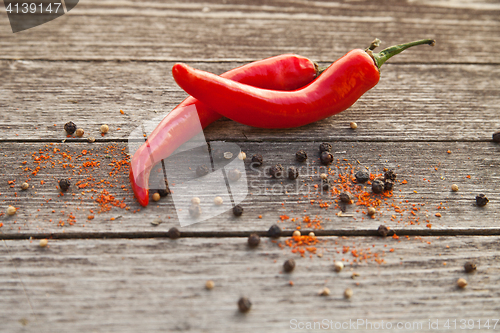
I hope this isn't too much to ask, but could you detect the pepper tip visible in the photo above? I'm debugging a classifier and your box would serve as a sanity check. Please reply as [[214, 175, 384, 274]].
[[129, 168, 149, 207]]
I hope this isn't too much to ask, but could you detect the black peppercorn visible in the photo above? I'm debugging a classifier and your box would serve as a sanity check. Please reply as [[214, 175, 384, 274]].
[[233, 204, 244, 217], [493, 132, 500, 143], [248, 233, 260, 248], [319, 142, 332, 152], [269, 164, 284, 178], [355, 170, 370, 183], [157, 186, 170, 197], [189, 204, 201, 218], [377, 225, 389, 237], [283, 259, 296, 273], [320, 151, 333, 165], [339, 192, 353, 204], [288, 166, 299, 180], [267, 224, 282, 238], [322, 180, 331, 192], [251, 154, 263, 166], [58, 178, 71, 191], [196, 164, 210, 177], [212, 149, 224, 162], [372, 179, 384, 194], [295, 150, 308, 162], [384, 180, 394, 191], [228, 169, 241, 182], [168, 227, 181, 239], [384, 170, 397, 181], [64, 121, 77, 135], [237, 297, 252, 313], [464, 261, 477, 273], [475, 194, 489, 207]]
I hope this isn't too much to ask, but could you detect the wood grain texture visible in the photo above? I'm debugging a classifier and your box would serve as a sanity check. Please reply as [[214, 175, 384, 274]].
[[0, 0, 499, 63], [0, 141, 498, 236], [1, 236, 499, 332], [1, 60, 499, 142]]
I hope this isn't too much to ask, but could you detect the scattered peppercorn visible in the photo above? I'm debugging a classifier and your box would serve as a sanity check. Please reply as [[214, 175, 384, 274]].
[[476, 194, 489, 207], [7, 205, 17, 216], [320, 151, 333, 165], [39, 239, 48, 248], [269, 164, 284, 178], [378, 225, 389, 237], [59, 178, 71, 191], [319, 287, 330, 296], [292, 230, 301, 237], [233, 205, 243, 217], [251, 154, 263, 166], [451, 184, 459, 192], [100, 124, 109, 134], [205, 280, 215, 290], [457, 278, 467, 288], [247, 233, 260, 248], [339, 192, 353, 204], [267, 224, 282, 238], [167, 227, 181, 239], [212, 149, 224, 162], [214, 196, 223, 205], [320, 173, 328, 180], [308, 232, 315, 237], [283, 259, 296, 273], [189, 204, 202, 218], [384, 170, 397, 181], [367, 207, 376, 216], [334, 261, 344, 272], [344, 288, 353, 299], [322, 179, 331, 191], [384, 180, 394, 191], [228, 169, 241, 182], [64, 121, 77, 135], [223, 152, 233, 159], [464, 261, 477, 273], [492, 132, 500, 143], [238, 152, 246, 160], [21, 182, 29, 190], [157, 186, 170, 197], [237, 297, 252, 313], [152, 192, 161, 202], [288, 166, 299, 180], [319, 142, 332, 152], [355, 170, 370, 183], [87, 136, 96, 143], [371, 179, 384, 194], [350, 122, 357, 130], [75, 128, 84, 137], [295, 150, 308, 162], [196, 164, 210, 177]]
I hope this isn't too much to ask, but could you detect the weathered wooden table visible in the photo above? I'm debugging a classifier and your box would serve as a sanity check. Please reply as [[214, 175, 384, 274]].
[[1, 1, 499, 332]]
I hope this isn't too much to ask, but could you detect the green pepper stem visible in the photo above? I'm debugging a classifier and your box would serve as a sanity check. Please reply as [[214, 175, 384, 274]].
[[370, 39, 435, 68]]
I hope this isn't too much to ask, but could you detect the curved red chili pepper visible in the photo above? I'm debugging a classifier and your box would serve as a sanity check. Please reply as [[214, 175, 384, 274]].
[[172, 39, 435, 129], [130, 54, 318, 206]]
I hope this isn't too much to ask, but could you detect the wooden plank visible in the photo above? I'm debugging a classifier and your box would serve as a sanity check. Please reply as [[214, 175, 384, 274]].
[[1, 236, 499, 332], [1, 141, 498, 236], [1, 60, 499, 142], [0, 0, 498, 63]]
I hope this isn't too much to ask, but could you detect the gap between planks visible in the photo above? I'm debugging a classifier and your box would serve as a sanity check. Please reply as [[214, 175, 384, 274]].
[[0, 138, 496, 143], [2, 228, 500, 240]]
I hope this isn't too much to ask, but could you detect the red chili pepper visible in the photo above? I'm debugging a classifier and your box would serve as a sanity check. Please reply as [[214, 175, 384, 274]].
[[130, 54, 318, 206], [172, 39, 435, 129]]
